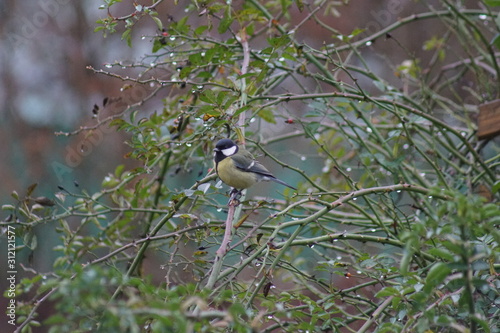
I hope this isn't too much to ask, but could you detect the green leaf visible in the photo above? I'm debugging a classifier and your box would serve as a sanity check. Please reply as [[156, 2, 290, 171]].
[[11, 190, 19, 200], [178, 66, 193, 79], [152, 39, 164, 53], [218, 6, 232, 34], [2, 204, 15, 211], [188, 52, 202, 66], [295, 0, 304, 12], [427, 248, 455, 261], [23, 230, 37, 250], [257, 108, 276, 124], [233, 105, 251, 118], [441, 240, 465, 256], [151, 16, 163, 31], [492, 180, 500, 194], [424, 262, 451, 293], [199, 90, 216, 104], [303, 122, 320, 139], [490, 33, 500, 49], [194, 25, 209, 36], [471, 313, 491, 333], [484, 0, 500, 6], [375, 287, 399, 297], [400, 247, 413, 275], [121, 29, 132, 47]]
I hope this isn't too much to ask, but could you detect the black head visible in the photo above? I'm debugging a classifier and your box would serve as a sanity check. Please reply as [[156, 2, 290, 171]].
[[214, 139, 238, 163]]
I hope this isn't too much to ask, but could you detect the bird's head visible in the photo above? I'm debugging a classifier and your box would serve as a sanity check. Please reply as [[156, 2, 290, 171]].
[[214, 139, 238, 160]]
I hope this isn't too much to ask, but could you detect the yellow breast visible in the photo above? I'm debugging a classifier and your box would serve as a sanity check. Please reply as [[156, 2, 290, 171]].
[[216, 158, 257, 189]]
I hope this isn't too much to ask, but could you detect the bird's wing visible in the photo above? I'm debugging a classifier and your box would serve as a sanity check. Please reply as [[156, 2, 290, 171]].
[[231, 151, 297, 190], [231, 153, 274, 178]]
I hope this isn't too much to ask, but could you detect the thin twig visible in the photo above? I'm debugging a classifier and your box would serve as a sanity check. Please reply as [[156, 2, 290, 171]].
[[357, 296, 394, 333]]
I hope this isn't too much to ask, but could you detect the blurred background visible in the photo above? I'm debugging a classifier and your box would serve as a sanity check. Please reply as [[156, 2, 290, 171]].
[[0, 0, 453, 204]]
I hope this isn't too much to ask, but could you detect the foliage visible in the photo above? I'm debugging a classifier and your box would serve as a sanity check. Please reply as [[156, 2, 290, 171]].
[[2, 0, 499, 332]]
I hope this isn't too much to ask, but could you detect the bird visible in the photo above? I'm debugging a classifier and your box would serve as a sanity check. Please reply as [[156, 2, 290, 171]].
[[213, 138, 296, 200]]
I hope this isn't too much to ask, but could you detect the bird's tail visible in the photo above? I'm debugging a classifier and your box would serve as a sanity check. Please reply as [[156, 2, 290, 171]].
[[271, 177, 297, 190]]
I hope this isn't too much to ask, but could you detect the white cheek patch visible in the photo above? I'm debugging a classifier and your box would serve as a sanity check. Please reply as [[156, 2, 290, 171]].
[[222, 145, 237, 156]]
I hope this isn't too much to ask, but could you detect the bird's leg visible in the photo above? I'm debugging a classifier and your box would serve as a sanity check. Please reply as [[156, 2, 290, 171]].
[[228, 188, 242, 206]]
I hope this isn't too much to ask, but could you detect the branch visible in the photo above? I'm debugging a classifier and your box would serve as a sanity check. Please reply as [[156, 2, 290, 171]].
[[205, 200, 237, 290], [357, 296, 394, 333]]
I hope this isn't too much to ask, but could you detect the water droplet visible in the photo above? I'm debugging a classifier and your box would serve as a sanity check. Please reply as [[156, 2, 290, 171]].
[[365, 40, 373, 46], [371, 228, 376, 232], [366, 127, 373, 133], [346, 167, 352, 172], [396, 190, 401, 193], [150, 62, 156, 67], [403, 143, 410, 149], [104, 64, 112, 68], [428, 195, 433, 199], [141, 35, 146, 40], [336, 256, 342, 260], [300, 156, 306, 161], [353, 197, 357, 201], [479, 14, 487, 20]]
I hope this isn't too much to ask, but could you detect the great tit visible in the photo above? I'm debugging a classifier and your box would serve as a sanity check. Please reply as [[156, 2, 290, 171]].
[[213, 139, 296, 194]]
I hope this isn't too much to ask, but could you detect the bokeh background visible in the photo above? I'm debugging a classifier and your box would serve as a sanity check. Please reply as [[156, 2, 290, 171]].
[[0, 0, 454, 205]]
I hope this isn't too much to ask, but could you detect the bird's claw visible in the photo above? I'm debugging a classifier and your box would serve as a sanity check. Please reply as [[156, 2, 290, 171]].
[[228, 188, 242, 206]]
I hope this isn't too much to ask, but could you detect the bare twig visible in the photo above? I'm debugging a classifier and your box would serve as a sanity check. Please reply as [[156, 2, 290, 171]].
[[205, 200, 237, 290]]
